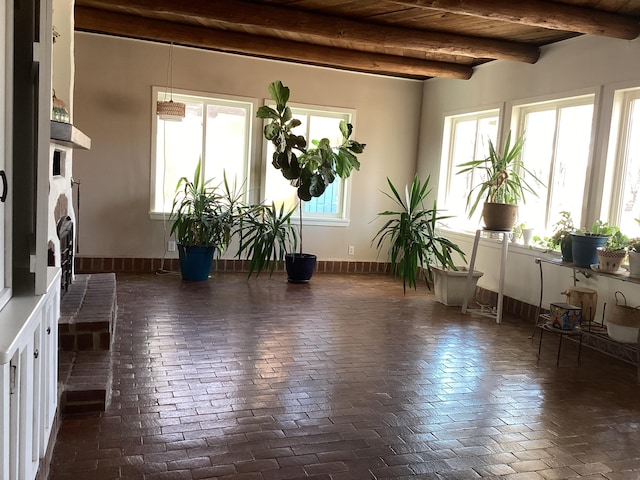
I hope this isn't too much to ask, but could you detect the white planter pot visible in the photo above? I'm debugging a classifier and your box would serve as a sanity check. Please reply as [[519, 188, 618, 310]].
[[522, 228, 534, 247], [433, 266, 484, 306], [629, 250, 640, 278]]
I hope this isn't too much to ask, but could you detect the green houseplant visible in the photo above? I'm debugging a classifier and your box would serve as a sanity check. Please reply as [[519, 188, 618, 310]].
[[570, 219, 616, 268], [236, 202, 299, 277], [372, 175, 467, 294], [457, 131, 542, 231], [534, 210, 575, 261], [595, 227, 628, 273], [170, 159, 242, 281], [256, 80, 366, 282]]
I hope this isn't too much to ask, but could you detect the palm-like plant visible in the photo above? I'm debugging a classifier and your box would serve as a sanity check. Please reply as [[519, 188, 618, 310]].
[[170, 159, 242, 252], [372, 175, 465, 293], [236, 202, 299, 277], [457, 131, 542, 218]]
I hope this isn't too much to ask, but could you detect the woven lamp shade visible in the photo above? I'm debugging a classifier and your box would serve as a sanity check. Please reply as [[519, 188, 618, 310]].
[[156, 100, 186, 121]]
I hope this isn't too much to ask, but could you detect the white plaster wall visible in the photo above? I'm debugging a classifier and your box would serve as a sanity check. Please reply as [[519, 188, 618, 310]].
[[419, 34, 640, 312], [52, 0, 74, 118], [72, 33, 422, 261]]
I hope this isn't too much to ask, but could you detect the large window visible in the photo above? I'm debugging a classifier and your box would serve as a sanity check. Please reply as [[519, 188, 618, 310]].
[[605, 88, 640, 238], [150, 88, 255, 215], [263, 104, 355, 223], [439, 109, 499, 225], [514, 95, 594, 232]]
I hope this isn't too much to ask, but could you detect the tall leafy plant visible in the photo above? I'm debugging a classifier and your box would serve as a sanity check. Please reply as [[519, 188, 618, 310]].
[[372, 175, 466, 293], [457, 131, 542, 218], [170, 159, 242, 252], [236, 202, 299, 277], [256, 80, 366, 253]]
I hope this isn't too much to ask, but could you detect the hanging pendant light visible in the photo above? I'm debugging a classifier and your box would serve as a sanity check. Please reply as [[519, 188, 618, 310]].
[[157, 42, 186, 121]]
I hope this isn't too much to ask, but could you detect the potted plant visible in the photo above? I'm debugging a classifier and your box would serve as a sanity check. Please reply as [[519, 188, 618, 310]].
[[170, 159, 242, 281], [256, 80, 366, 282], [534, 211, 575, 261], [628, 238, 640, 277], [570, 219, 615, 268], [235, 202, 299, 277], [595, 228, 628, 273], [372, 174, 470, 297], [457, 131, 542, 231]]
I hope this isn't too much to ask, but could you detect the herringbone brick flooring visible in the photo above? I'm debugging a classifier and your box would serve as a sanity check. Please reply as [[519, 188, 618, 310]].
[[49, 272, 640, 479]]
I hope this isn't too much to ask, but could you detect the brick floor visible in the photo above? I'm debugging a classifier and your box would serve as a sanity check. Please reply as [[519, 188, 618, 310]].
[[48, 272, 640, 479]]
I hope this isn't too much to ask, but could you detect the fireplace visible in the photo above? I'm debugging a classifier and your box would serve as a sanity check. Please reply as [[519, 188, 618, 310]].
[[57, 215, 74, 294]]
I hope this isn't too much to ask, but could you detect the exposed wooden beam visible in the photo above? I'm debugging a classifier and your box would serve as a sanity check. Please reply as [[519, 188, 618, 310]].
[[76, 0, 540, 63], [390, 0, 640, 40], [74, 7, 473, 79]]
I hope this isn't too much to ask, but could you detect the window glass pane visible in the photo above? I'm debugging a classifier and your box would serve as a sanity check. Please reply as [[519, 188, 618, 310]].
[[516, 98, 593, 233], [152, 91, 253, 214], [155, 102, 203, 212], [443, 113, 498, 224], [263, 107, 352, 219], [619, 98, 640, 237], [204, 104, 248, 188]]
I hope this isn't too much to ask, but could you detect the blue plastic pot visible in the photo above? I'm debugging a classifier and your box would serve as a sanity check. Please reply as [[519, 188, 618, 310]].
[[570, 233, 608, 268], [178, 244, 215, 281], [285, 253, 317, 283]]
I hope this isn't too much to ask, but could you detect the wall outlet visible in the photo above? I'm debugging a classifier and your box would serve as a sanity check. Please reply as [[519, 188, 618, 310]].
[[348, 245, 355, 255], [168, 240, 176, 252]]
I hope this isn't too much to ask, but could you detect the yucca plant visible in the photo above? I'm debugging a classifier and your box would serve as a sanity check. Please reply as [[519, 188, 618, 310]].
[[170, 159, 242, 251], [236, 202, 299, 277], [372, 175, 466, 293], [457, 131, 542, 218]]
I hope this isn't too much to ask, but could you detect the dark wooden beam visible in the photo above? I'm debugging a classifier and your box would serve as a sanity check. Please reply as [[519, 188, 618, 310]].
[[390, 0, 640, 40], [76, 0, 540, 63], [74, 6, 473, 79]]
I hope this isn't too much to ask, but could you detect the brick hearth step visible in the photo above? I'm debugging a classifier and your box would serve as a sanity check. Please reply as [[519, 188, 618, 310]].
[[58, 273, 117, 413]]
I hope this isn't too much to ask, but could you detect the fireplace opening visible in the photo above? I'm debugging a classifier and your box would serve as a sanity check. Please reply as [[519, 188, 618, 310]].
[[58, 216, 74, 295]]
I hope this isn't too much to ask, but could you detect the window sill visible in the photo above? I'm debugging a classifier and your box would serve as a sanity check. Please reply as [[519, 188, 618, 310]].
[[149, 212, 350, 227]]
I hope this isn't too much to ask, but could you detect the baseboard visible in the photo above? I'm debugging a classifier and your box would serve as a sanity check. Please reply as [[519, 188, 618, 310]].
[[75, 257, 392, 275]]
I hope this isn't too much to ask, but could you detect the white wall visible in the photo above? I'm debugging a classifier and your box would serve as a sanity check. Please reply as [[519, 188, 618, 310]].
[[72, 33, 423, 261], [419, 34, 640, 313]]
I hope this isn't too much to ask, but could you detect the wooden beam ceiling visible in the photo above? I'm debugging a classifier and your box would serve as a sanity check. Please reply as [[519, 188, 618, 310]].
[[75, 7, 473, 79], [73, 0, 640, 80], [389, 0, 640, 40]]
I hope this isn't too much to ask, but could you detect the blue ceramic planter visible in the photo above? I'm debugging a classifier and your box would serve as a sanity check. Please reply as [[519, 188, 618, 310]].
[[570, 233, 608, 268], [178, 244, 215, 281]]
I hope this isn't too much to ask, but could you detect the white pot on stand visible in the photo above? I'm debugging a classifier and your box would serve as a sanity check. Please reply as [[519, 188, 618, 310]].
[[629, 250, 640, 278], [522, 228, 534, 247]]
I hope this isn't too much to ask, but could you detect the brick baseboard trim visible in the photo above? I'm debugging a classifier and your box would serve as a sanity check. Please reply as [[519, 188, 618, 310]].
[[75, 257, 392, 276]]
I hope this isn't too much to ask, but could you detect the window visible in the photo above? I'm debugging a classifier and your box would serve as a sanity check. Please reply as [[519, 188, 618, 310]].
[[439, 109, 499, 225], [150, 88, 255, 215], [605, 88, 640, 238], [514, 95, 595, 233], [263, 104, 354, 224]]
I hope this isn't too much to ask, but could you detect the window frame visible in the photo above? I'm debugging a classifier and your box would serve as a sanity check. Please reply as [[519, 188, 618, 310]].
[[149, 86, 260, 218], [438, 106, 502, 229], [260, 100, 358, 227], [510, 91, 598, 232]]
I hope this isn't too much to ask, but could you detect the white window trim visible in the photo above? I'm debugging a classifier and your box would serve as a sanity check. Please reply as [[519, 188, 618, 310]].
[[149, 86, 260, 218], [508, 88, 601, 229], [259, 99, 357, 227]]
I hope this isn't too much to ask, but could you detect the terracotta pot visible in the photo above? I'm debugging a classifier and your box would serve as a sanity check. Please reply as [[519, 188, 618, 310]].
[[481, 203, 518, 231]]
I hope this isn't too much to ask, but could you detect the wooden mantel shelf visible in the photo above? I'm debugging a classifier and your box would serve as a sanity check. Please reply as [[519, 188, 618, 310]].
[[50, 121, 91, 150]]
